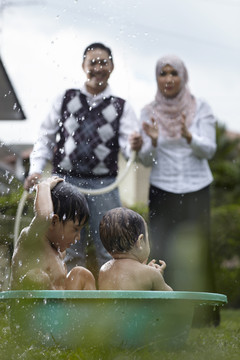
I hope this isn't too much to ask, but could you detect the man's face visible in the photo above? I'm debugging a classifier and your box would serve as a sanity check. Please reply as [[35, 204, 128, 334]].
[[82, 48, 114, 95]]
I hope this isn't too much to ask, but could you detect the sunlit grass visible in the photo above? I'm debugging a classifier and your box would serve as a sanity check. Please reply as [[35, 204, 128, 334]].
[[0, 305, 239, 360]]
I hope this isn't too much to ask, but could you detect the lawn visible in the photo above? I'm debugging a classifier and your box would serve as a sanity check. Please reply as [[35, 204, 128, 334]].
[[0, 305, 239, 360]]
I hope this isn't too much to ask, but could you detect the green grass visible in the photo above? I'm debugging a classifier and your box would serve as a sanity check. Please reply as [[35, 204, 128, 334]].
[[0, 306, 239, 360]]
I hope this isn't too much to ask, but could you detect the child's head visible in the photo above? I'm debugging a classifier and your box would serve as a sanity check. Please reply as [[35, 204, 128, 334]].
[[99, 207, 147, 255], [51, 181, 89, 226]]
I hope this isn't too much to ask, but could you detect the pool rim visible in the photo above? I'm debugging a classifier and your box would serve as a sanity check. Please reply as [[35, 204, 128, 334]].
[[0, 290, 227, 305]]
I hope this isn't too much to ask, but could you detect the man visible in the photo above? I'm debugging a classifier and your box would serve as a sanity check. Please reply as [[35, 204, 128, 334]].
[[24, 42, 142, 272]]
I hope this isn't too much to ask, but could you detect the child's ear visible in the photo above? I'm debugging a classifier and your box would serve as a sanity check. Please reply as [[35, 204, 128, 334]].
[[136, 234, 144, 248], [51, 214, 60, 227]]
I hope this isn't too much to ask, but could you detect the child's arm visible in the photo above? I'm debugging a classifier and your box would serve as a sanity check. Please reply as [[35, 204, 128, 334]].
[[66, 267, 96, 290], [27, 176, 64, 239], [34, 176, 63, 219], [147, 260, 173, 291], [10, 177, 63, 290], [151, 268, 173, 291]]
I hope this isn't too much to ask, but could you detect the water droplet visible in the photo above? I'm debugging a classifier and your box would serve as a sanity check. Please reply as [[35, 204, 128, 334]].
[[8, 175, 14, 184]]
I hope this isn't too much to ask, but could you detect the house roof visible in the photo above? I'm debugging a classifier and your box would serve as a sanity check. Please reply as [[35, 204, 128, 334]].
[[0, 56, 26, 120]]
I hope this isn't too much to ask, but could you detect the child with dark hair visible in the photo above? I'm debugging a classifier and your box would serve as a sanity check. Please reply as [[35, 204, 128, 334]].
[[98, 207, 172, 291], [11, 177, 96, 290]]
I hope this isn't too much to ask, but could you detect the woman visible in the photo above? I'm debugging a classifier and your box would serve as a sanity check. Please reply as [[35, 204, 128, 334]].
[[138, 55, 219, 325]]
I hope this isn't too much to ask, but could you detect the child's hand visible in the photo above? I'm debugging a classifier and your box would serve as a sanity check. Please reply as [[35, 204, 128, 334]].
[[40, 176, 64, 190], [49, 176, 64, 190], [148, 259, 166, 274]]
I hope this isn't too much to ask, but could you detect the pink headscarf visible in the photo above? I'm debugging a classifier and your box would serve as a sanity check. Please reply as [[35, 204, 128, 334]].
[[145, 55, 196, 138]]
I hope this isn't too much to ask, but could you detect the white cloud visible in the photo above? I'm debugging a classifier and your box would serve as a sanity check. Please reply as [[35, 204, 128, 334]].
[[0, 0, 240, 144]]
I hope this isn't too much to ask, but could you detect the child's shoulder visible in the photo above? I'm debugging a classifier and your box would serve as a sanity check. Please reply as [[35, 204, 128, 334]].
[[16, 216, 48, 250], [16, 225, 30, 245], [140, 262, 165, 283], [25, 214, 51, 239], [144, 263, 173, 291], [142, 262, 161, 274], [100, 259, 114, 272]]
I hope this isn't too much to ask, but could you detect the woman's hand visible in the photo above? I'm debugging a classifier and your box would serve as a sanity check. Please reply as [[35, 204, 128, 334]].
[[142, 118, 159, 147], [181, 113, 192, 144]]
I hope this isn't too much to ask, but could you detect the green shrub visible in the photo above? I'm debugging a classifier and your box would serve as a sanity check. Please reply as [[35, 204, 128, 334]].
[[128, 202, 149, 223], [0, 183, 24, 216], [211, 205, 240, 307], [0, 183, 34, 245]]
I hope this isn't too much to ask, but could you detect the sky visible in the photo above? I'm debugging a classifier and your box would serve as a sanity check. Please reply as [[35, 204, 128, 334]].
[[0, 0, 240, 144]]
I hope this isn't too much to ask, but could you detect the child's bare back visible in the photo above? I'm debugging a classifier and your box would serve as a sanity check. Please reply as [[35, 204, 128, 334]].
[[99, 258, 172, 291], [98, 207, 172, 291]]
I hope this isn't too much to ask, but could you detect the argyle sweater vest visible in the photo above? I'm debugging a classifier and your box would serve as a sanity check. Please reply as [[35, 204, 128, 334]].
[[53, 89, 125, 177]]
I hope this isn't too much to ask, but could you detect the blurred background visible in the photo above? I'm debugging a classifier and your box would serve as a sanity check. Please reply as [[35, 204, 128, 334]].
[[0, 0, 239, 306]]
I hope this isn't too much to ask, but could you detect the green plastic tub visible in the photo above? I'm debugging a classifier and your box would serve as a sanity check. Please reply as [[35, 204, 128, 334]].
[[0, 290, 227, 350]]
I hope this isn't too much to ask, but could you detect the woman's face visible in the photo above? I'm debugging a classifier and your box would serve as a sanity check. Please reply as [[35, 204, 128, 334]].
[[157, 65, 182, 98]]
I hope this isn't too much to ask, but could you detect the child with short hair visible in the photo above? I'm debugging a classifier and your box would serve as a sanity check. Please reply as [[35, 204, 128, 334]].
[[11, 176, 96, 290], [98, 207, 172, 291]]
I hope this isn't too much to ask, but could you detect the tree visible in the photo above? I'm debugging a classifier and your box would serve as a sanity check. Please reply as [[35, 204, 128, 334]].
[[210, 122, 240, 206]]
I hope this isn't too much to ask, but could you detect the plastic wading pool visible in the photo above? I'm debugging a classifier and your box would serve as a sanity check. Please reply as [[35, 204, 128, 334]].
[[0, 290, 227, 350]]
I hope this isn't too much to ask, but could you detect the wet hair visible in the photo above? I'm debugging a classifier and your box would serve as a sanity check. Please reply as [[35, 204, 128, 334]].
[[51, 181, 89, 226], [82, 42, 113, 64], [99, 207, 146, 254]]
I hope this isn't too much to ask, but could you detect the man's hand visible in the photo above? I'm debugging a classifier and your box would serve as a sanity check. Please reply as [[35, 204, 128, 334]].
[[24, 173, 42, 190], [129, 132, 143, 152]]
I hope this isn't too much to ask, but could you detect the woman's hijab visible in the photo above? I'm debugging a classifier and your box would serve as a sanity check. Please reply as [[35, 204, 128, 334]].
[[145, 55, 196, 138]]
